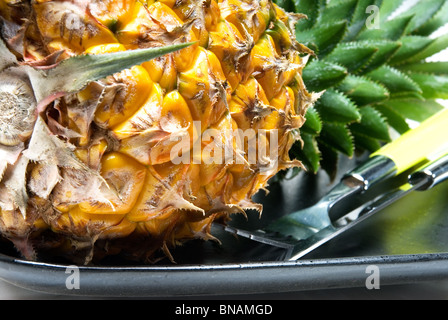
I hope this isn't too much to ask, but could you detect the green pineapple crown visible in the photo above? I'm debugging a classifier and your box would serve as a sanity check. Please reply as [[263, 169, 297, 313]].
[[276, 0, 448, 178]]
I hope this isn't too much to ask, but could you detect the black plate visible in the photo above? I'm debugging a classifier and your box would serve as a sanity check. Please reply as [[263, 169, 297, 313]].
[[2, 157, 448, 297]]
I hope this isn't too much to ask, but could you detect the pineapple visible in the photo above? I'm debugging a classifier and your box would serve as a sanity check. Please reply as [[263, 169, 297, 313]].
[[3, 0, 445, 265], [276, 0, 448, 176], [0, 0, 316, 263]]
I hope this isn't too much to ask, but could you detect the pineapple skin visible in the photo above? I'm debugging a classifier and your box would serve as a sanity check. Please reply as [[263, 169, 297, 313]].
[[0, 0, 315, 263]]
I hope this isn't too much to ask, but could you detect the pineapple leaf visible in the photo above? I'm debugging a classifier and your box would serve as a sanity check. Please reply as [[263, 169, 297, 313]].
[[388, 36, 435, 66], [30, 42, 194, 103], [324, 41, 379, 73], [284, 0, 448, 178], [374, 103, 411, 135], [366, 65, 423, 99], [274, 0, 295, 13], [289, 0, 324, 30], [296, 20, 348, 57], [378, 0, 406, 22], [301, 107, 322, 135], [316, 0, 358, 26], [349, 106, 391, 142], [318, 122, 354, 157], [414, 0, 448, 36], [314, 89, 361, 123], [356, 14, 413, 41], [291, 132, 321, 173], [407, 73, 448, 100], [379, 99, 445, 123], [402, 33, 448, 64], [302, 60, 348, 92], [394, 0, 446, 34], [358, 40, 402, 73], [317, 142, 339, 180], [398, 61, 448, 75], [336, 75, 390, 106], [352, 132, 382, 152]]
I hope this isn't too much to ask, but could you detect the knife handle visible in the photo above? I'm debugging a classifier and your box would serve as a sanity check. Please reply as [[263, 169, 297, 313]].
[[343, 108, 448, 191], [372, 107, 448, 175]]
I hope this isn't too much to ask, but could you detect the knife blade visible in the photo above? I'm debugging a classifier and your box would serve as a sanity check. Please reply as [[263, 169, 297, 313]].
[[285, 152, 448, 260]]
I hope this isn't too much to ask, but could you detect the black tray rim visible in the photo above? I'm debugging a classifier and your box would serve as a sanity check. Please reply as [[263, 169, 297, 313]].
[[2, 251, 448, 297]]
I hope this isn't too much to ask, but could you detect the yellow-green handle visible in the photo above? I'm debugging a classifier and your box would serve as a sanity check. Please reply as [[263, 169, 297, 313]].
[[372, 108, 448, 174]]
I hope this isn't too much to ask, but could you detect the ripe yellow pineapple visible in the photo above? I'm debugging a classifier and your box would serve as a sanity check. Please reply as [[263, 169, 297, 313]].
[[0, 0, 316, 263]]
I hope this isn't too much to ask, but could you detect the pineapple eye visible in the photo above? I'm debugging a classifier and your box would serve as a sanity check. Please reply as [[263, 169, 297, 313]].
[[0, 75, 37, 146]]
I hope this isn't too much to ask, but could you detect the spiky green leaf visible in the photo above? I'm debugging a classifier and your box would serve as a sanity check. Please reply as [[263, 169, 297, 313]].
[[336, 75, 390, 105], [356, 14, 413, 41], [352, 133, 382, 152], [301, 107, 322, 135], [31, 42, 193, 103], [378, 0, 406, 22], [366, 65, 422, 98], [379, 99, 445, 123], [274, 0, 295, 13], [388, 36, 435, 66], [394, 0, 446, 34], [349, 106, 391, 141], [359, 40, 402, 73], [313, 89, 361, 123], [302, 60, 348, 92], [373, 103, 411, 135], [291, 132, 321, 173], [318, 122, 354, 157], [403, 33, 448, 63], [408, 73, 448, 100], [324, 42, 378, 73], [398, 61, 448, 75], [317, 142, 339, 180], [289, 0, 324, 30], [296, 20, 348, 56], [317, 0, 358, 25], [283, 0, 448, 177], [414, 0, 448, 36]]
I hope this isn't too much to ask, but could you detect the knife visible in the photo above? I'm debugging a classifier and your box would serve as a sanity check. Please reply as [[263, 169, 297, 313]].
[[218, 107, 448, 260]]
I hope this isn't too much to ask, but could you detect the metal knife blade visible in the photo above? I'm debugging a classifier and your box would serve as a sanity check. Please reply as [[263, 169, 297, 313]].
[[217, 152, 448, 261]]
